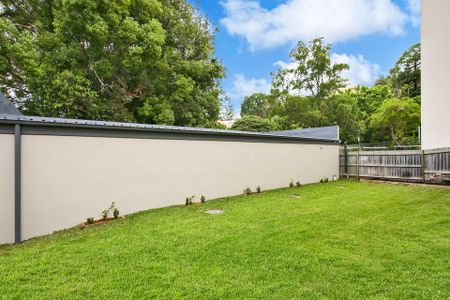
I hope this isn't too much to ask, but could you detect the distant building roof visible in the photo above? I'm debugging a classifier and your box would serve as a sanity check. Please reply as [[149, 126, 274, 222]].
[[218, 119, 236, 129], [0, 93, 22, 115], [271, 125, 339, 140]]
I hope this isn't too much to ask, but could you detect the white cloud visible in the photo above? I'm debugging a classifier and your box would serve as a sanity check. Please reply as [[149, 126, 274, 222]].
[[407, 0, 420, 26], [220, 0, 409, 50], [331, 53, 381, 86], [274, 53, 381, 88], [228, 74, 271, 101]]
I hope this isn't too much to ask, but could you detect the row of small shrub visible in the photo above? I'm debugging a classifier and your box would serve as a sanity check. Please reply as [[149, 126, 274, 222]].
[[243, 186, 263, 195], [185, 195, 206, 206], [289, 180, 302, 188], [86, 202, 120, 224]]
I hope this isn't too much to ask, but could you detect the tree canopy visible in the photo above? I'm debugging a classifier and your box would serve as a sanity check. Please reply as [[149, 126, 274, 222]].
[[370, 98, 420, 145], [389, 43, 421, 98], [240, 93, 271, 118], [238, 40, 421, 145], [0, 0, 224, 127], [231, 115, 274, 132], [272, 37, 349, 100]]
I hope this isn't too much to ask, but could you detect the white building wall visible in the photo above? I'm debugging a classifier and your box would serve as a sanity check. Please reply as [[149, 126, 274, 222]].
[[0, 134, 15, 244], [421, 0, 450, 149], [12, 134, 338, 242]]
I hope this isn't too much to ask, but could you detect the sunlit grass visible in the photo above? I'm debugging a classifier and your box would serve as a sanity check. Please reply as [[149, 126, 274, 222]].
[[0, 180, 449, 299]]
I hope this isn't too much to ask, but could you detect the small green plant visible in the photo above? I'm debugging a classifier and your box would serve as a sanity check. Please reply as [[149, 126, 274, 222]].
[[185, 195, 195, 205], [102, 202, 117, 219], [289, 180, 294, 188], [86, 217, 94, 224], [256, 186, 261, 193], [320, 178, 324, 183], [295, 181, 302, 187], [244, 187, 252, 195], [324, 177, 329, 183], [201, 195, 206, 203], [113, 208, 120, 219]]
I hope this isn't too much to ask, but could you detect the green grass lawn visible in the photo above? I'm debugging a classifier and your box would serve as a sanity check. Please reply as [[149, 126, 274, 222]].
[[1, 180, 449, 299]]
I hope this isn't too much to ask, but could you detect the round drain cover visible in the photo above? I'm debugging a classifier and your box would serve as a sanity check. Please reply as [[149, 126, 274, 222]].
[[206, 209, 224, 214]]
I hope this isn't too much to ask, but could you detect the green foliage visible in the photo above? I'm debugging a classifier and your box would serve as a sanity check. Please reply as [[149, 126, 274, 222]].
[[369, 98, 421, 146], [240, 93, 271, 118], [101, 202, 117, 219], [86, 217, 94, 224], [271, 95, 321, 129], [243, 187, 252, 195], [295, 181, 302, 187], [185, 195, 195, 206], [0, 0, 224, 126], [350, 85, 393, 119], [389, 43, 420, 98], [231, 115, 274, 132], [322, 93, 365, 143], [256, 186, 261, 193], [113, 208, 120, 219], [242, 40, 422, 146], [289, 180, 294, 188], [200, 195, 206, 203]]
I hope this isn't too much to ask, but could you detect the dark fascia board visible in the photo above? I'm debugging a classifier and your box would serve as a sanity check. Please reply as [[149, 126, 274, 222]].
[[0, 115, 339, 145]]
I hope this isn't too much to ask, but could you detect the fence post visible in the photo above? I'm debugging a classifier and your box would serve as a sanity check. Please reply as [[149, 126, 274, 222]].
[[344, 142, 348, 178], [356, 147, 360, 181], [421, 149, 426, 183]]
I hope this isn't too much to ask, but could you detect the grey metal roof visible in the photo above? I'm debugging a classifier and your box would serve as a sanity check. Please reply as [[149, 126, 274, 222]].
[[0, 93, 22, 115], [271, 125, 339, 140], [0, 93, 338, 143], [0, 114, 339, 143]]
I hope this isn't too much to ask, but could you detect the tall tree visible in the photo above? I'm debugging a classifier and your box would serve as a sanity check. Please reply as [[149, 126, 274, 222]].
[[272, 38, 349, 101], [220, 96, 235, 121], [342, 85, 393, 142], [389, 43, 421, 98], [322, 93, 365, 143], [270, 95, 321, 129], [0, 0, 224, 126], [231, 115, 274, 132], [240, 93, 271, 118], [370, 98, 421, 146]]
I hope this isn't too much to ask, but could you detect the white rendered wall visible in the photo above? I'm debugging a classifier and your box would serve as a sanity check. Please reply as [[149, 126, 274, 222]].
[[0, 134, 15, 244], [19, 134, 338, 241], [421, 0, 450, 149]]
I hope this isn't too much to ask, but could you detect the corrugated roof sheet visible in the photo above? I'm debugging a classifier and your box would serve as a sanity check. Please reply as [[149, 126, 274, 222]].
[[271, 125, 339, 140]]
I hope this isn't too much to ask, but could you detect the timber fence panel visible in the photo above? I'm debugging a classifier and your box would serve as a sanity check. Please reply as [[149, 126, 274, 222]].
[[339, 147, 450, 183]]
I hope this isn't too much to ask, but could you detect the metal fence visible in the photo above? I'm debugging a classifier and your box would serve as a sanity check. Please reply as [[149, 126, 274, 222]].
[[339, 145, 450, 183]]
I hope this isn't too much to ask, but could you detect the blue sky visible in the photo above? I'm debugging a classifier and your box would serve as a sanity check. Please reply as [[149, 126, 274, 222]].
[[190, 0, 420, 114]]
